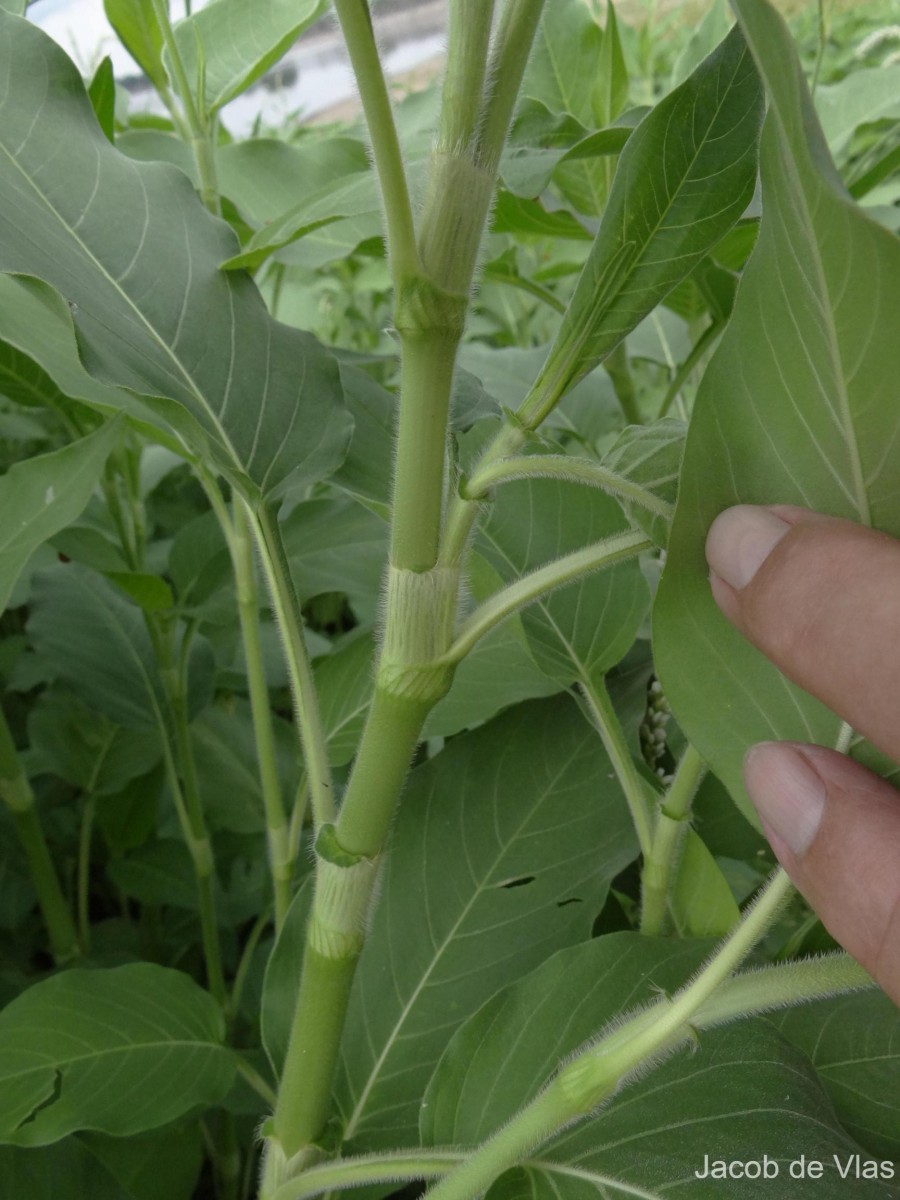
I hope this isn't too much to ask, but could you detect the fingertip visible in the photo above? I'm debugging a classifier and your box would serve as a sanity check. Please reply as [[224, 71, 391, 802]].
[[744, 742, 900, 1003]]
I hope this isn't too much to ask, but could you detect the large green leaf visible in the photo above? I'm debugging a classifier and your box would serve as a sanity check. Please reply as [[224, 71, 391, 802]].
[[528, 25, 762, 416], [217, 137, 370, 227], [816, 66, 900, 161], [0, 1138, 133, 1200], [424, 936, 890, 1199], [525, 0, 599, 123], [478, 478, 649, 686], [773, 991, 900, 1161], [522, 0, 627, 217], [27, 564, 212, 731], [0, 14, 349, 500], [169, 0, 328, 115], [26, 689, 160, 795], [654, 0, 900, 815], [281, 496, 387, 622], [81, 1124, 204, 1200], [191, 699, 299, 834], [602, 418, 686, 548], [425, 622, 561, 739], [103, 0, 167, 93], [0, 420, 121, 613], [331, 697, 638, 1152], [0, 277, 166, 446], [0, 965, 234, 1145], [107, 840, 199, 911], [222, 171, 380, 274]]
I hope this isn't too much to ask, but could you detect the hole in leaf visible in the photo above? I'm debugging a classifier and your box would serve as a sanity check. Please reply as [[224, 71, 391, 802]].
[[557, 897, 583, 908], [496, 875, 536, 889], [17, 1069, 62, 1130]]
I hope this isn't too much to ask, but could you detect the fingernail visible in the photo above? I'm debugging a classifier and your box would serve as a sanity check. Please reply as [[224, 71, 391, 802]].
[[705, 506, 791, 590], [744, 742, 826, 856]]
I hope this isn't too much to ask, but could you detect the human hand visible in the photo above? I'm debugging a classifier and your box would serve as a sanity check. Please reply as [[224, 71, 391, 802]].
[[705, 504, 900, 1005]]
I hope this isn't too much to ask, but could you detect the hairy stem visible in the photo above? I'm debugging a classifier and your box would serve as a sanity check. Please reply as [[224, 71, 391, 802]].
[[693, 952, 873, 1028], [332, 0, 418, 282], [605, 342, 641, 425], [149, 0, 220, 213], [272, 1151, 463, 1200], [445, 531, 651, 664], [640, 743, 707, 936], [425, 1088, 567, 1200], [475, 0, 547, 171], [424, 870, 796, 1200], [578, 674, 654, 858], [390, 330, 460, 572], [466, 452, 673, 519], [440, 419, 528, 567], [439, 1, 495, 152], [268, 0, 549, 1168]]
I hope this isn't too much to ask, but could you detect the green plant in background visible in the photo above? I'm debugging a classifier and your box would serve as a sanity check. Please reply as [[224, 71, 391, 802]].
[[0, 1, 898, 1198]]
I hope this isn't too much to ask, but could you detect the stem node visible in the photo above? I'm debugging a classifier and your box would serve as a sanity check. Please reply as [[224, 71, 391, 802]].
[[379, 566, 458, 702]]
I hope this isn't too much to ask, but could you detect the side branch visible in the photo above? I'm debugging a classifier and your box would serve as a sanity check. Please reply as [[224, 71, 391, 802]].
[[333, 0, 419, 282], [251, 504, 335, 830], [444, 530, 651, 663], [465, 453, 673, 519]]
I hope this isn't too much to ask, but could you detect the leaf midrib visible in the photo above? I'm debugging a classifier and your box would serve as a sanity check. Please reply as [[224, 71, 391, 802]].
[[0, 108, 242, 472]]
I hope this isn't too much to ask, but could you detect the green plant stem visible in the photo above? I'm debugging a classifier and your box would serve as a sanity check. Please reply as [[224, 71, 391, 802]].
[[332, 0, 418, 282], [157, 726, 226, 1005], [77, 793, 97, 953], [475, 0, 547, 171], [12, 803, 78, 961], [439, 0, 495, 152], [655, 321, 722, 420], [579, 675, 654, 857], [391, 331, 459, 572], [605, 342, 641, 425], [236, 1055, 277, 1108], [101, 466, 140, 571], [483, 264, 566, 314], [152, 620, 226, 1007], [440, 419, 528, 567], [423, 870, 795, 1200], [251, 504, 335, 830], [427, 1088, 567, 1200], [272, 1151, 463, 1200], [273, 945, 360, 1154], [149, 0, 220, 212], [445, 530, 651, 664], [466, 453, 673, 519], [693, 952, 873, 1029], [75, 728, 115, 954], [231, 907, 273, 1016], [270, 0, 550, 1165], [232, 501, 292, 928], [199, 475, 294, 925], [272, 690, 434, 1157], [811, 0, 828, 95], [220, 1113, 242, 1200], [640, 743, 707, 936], [0, 705, 79, 961]]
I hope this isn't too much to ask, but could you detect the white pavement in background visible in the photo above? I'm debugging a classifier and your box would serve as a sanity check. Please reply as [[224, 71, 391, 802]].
[[28, 0, 446, 134]]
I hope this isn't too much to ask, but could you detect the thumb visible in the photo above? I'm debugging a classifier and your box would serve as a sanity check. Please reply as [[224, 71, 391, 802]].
[[745, 741, 900, 1005]]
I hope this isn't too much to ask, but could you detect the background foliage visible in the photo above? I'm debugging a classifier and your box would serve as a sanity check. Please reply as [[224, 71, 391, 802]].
[[0, 1, 898, 1198]]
